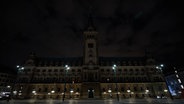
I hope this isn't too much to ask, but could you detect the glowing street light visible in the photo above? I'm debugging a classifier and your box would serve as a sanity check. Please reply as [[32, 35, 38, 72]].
[[7, 86, 11, 88], [16, 65, 20, 68], [112, 64, 119, 101], [32, 90, 36, 94], [62, 65, 70, 101], [145, 90, 149, 93], [70, 89, 74, 93], [13, 91, 17, 95], [164, 89, 168, 92], [127, 90, 131, 93], [16, 65, 24, 71], [108, 89, 112, 93], [156, 64, 164, 72], [160, 64, 164, 67], [51, 90, 55, 93]]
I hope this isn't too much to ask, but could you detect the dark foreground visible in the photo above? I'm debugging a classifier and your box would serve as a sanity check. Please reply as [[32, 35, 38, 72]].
[[0, 99, 184, 104]]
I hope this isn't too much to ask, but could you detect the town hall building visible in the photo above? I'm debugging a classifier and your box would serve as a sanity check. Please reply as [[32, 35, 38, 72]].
[[13, 17, 170, 100]]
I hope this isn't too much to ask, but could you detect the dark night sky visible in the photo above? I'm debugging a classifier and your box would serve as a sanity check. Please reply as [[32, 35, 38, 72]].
[[1, 0, 184, 70]]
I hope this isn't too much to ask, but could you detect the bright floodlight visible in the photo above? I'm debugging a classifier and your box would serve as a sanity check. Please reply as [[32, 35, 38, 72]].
[[160, 64, 164, 67], [145, 90, 149, 93], [112, 64, 117, 70], [51, 90, 55, 93], [70, 90, 74, 93], [16, 65, 20, 68], [108, 89, 112, 93], [113, 64, 117, 67], [65, 65, 70, 70], [13, 91, 17, 95], [32, 91, 36, 94]]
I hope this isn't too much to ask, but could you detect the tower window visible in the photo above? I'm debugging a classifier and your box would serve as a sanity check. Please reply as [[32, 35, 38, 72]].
[[89, 54, 93, 57], [88, 43, 94, 48]]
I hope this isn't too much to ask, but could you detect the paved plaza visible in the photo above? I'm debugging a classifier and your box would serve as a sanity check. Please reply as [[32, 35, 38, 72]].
[[0, 99, 184, 104]]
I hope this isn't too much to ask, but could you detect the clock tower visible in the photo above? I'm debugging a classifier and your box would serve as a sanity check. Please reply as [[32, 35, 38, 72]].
[[83, 15, 98, 65], [81, 13, 101, 99]]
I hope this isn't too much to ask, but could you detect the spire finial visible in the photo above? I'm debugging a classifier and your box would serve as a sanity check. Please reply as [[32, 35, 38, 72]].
[[145, 48, 153, 58], [87, 6, 95, 31]]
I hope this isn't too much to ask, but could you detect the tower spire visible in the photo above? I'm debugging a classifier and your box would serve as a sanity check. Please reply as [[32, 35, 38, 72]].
[[83, 6, 98, 65], [86, 6, 96, 31]]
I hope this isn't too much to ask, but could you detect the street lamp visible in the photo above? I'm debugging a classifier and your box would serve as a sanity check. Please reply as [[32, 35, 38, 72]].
[[112, 64, 119, 101], [17, 65, 24, 72], [32, 89, 37, 96], [156, 64, 164, 72], [51, 90, 55, 94], [62, 65, 70, 101]]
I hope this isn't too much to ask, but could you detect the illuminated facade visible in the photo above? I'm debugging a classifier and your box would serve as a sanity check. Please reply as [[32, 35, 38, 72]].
[[13, 19, 170, 99]]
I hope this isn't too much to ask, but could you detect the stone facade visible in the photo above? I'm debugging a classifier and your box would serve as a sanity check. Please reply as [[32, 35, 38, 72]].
[[13, 20, 170, 99]]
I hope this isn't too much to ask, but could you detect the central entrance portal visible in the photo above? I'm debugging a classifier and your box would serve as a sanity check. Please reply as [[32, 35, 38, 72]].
[[88, 88, 94, 98], [81, 82, 100, 98]]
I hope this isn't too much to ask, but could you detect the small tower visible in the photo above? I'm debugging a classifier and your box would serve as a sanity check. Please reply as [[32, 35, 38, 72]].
[[83, 12, 98, 65], [25, 52, 36, 66], [145, 48, 155, 65]]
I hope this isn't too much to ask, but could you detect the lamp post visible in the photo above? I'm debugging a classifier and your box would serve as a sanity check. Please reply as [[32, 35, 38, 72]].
[[6, 85, 11, 101], [62, 65, 70, 101], [112, 64, 119, 101]]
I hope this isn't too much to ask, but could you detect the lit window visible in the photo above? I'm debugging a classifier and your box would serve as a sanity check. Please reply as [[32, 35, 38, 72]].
[[171, 82, 173, 85], [178, 79, 182, 83], [181, 85, 184, 89], [88, 43, 94, 48]]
